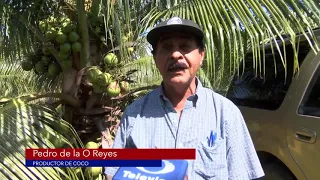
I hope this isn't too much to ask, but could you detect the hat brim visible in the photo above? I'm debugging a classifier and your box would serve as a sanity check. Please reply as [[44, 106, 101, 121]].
[[147, 25, 204, 47]]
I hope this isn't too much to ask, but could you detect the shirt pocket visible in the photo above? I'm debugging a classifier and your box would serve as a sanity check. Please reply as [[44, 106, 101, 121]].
[[194, 138, 227, 179]]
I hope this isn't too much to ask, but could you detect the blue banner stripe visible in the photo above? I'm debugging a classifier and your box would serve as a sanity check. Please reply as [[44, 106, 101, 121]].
[[26, 160, 162, 167]]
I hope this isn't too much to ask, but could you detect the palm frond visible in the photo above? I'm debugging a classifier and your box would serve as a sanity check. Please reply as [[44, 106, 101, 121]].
[[140, 0, 320, 86], [197, 67, 213, 89], [0, 0, 63, 62], [95, 0, 163, 87], [0, 59, 62, 99], [0, 99, 85, 179]]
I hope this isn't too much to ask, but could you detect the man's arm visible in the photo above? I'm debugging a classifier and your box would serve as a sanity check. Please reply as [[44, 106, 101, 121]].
[[226, 106, 265, 180], [104, 113, 129, 179]]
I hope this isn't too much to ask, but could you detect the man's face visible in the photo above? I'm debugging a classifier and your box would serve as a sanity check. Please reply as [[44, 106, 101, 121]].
[[153, 32, 205, 86]]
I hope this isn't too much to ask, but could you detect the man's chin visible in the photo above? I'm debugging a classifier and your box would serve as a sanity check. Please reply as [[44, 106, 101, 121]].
[[165, 75, 190, 85]]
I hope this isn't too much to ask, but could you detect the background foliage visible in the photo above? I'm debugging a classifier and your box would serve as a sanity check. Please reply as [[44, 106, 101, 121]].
[[0, 0, 319, 179]]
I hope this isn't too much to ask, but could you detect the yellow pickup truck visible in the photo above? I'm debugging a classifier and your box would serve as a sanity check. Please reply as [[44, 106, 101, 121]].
[[226, 28, 320, 180]]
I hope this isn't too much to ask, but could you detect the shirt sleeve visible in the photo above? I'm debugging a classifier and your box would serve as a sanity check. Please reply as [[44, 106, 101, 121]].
[[226, 106, 265, 179], [104, 112, 129, 177]]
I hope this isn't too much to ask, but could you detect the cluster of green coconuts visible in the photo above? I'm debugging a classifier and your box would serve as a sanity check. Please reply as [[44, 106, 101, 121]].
[[87, 53, 130, 97], [20, 16, 80, 76], [82, 141, 103, 179]]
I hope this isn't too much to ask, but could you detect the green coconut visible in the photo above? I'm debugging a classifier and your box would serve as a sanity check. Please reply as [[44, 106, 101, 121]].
[[56, 31, 67, 44], [68, 32, 80, 42], [21, 61, 33, 71], [85, 141, 100, 149], [58, 51, 70, 60], [87, 67, 102, 83], [92, 84, 104, 94], [48, 63, 61, 76], [104, 53, 118, 66], [72, 42, 81, 52], [45, 28, 58, 41], [106, 82, 121, 97], [35, 61, 46, 73], [60, 43, 71, 53], [97, 73, 112, 86]]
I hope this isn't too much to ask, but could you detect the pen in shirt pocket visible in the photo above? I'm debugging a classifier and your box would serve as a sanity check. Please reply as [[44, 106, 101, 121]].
[[208, 130, 216, 147]]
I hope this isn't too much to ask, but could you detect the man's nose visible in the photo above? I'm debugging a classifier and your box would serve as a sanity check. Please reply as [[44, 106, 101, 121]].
[[171, 50, 183, 61]]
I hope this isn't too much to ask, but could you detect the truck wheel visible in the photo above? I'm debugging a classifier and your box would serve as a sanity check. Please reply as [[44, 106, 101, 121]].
[[261, 162, 296, 180]]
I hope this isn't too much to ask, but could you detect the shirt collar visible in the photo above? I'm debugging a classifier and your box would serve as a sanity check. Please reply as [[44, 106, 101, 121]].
[[158, 76, 203, 104]]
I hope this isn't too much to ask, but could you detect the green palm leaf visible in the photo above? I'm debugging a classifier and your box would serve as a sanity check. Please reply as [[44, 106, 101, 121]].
[[0, 1, 320, 179], [0, 99, 85, 179], [140, 0, 320, 88], [0, 59, 62, 99]]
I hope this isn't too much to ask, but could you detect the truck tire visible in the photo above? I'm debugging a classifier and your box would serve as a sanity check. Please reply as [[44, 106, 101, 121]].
[[261, 162, 296, 180]]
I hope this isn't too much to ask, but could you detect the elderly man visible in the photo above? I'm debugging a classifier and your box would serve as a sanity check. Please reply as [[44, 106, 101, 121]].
[[105, 17, 264, 180]]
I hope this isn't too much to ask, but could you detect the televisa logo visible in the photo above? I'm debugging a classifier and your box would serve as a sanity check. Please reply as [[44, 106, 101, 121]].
[[122, 160, 175, 180], [123, 170, 164, 180]]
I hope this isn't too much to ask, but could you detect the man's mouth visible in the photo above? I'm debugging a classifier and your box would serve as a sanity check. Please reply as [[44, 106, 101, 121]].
[[168, 62, 188, 72]]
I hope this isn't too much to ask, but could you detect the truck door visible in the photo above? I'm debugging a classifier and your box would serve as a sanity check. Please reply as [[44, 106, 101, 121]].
[[286, 53, 320, 180]]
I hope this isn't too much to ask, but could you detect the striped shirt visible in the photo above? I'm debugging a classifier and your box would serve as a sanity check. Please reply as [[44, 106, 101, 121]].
[[105, 78, 265, 179]]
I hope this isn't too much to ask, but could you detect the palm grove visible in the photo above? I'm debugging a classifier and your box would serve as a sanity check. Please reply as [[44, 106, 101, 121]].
[[0, 0, 319, 179]]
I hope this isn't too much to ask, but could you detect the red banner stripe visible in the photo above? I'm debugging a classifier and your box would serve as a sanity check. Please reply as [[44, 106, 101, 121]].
[[25, 149, 196, 160]]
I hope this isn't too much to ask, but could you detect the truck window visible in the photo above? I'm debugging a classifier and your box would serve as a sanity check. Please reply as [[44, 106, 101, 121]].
[[226, 41, 311, 110], [298, 67, 320, 117]]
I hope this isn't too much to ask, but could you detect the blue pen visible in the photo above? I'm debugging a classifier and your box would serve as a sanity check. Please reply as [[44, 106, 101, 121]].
[[209, 131, 213, 146], [208, 132, 212, 146], [212, 131, 216, 146], [208, 131, 216, 147]]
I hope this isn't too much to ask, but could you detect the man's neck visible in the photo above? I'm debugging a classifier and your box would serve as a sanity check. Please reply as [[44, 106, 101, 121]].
[[163, 78, 197, 111]]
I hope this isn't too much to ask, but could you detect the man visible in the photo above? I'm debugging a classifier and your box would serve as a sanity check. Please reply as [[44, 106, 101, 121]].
[[105, 17, 265, 180]]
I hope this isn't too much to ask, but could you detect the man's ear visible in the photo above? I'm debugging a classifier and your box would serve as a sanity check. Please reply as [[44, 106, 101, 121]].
[[200, 49, 205, 66]]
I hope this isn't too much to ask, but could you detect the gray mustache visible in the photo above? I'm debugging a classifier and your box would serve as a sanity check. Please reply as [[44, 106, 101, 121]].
[[168, 62, 188, 69]]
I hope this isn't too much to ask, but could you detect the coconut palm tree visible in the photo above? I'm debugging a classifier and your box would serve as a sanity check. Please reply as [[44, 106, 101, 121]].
[[0, 0, 319, 179]]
